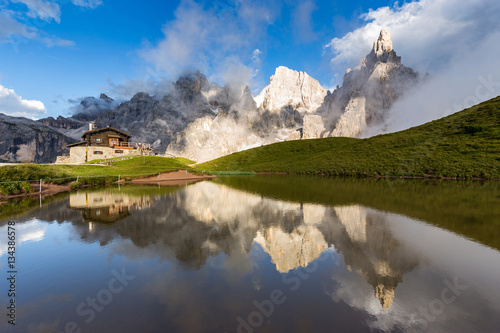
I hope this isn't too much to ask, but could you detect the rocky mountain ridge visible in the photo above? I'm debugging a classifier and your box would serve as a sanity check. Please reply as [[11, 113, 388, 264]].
[[318, 29, 420, 137], [255, 66, 327, 113], [0, 113, 76, 163], [6, 29, 421, 163], [167, 29, 421, 161], [165, 66, 331, 162]]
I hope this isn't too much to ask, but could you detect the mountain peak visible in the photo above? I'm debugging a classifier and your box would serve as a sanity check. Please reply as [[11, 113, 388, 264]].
[[373, 29, 393, 56], [99, 93, 112, 101], [255, 66, 326, 113], [363, 29, 401, 66], [174, 70, 209, 93]]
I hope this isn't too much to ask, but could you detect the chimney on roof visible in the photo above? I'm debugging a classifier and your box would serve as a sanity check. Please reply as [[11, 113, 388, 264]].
[[89, 122, 95, 131]]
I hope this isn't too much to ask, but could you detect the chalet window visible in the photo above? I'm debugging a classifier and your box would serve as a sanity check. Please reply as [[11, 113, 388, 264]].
[[95, 138, 102, 143], [94, 151, 103, 155], [115, 150, 124, 154]]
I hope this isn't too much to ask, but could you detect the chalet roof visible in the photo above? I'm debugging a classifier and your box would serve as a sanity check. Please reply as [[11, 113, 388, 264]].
[[81, 126, 132, 140], [67, 141, 88, 148]]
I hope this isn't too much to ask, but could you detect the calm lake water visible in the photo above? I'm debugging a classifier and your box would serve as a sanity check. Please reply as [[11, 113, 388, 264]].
[[1, 175, 500, 333]]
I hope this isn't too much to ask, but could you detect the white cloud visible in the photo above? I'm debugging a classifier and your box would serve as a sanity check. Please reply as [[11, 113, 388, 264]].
[[251, 49, 262, 77], [251, 49, 262, 63], [0, 84, 46, 118], [1, 0, 101, 48], [71, 0, 102, 9], [0, 219, 46, 257], [0, 10, 34, 39], [141, 0, 282, 86], [0, 10, 74, 48], [291, 0, 318, 43], [324, 0, 500, 135], [326, 0, 500, 74], [367, 30, 500, 136], [11, 0, 61, 23]]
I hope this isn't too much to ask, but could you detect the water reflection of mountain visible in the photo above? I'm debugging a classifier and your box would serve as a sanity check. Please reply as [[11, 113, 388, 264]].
[[116, 182, 420, 309], [4, 182, 419, 308], [3, 179, 500, 333], [213, 175, 500, 251], [328, 206, 419, 309]]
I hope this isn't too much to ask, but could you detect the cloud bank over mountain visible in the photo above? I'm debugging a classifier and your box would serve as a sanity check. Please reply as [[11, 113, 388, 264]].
[[140, 0, 281, 88], [326, 0, 500, 74], [325, 0, 500, 135]]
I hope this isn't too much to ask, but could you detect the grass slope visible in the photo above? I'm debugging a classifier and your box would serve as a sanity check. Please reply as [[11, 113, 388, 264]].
[[0, 156, 194, 183], [198, 96, 500, 179]]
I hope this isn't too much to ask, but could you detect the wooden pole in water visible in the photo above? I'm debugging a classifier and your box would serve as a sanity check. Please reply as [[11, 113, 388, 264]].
[[39, 179, 42, 193]]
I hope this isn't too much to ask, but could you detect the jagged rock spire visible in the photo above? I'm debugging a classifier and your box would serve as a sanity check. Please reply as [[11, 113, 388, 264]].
[[365, 29, 401, 65], [373, 29, 393, 56]]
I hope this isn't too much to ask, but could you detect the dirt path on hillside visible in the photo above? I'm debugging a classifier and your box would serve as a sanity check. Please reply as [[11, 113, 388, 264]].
[[128, 170, 216, 186]]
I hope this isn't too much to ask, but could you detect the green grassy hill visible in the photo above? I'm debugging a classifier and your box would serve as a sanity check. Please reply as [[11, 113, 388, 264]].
[[0, 156, 195, 183], [197, 96, 500, 179]]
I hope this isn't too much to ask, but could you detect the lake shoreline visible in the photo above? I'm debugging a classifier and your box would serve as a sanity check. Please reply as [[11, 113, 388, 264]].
[[0, 170, 216, 203], [255, 171, 498, 181]]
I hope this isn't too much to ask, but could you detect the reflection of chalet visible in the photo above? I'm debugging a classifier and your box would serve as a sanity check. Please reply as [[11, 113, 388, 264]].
[[69, 190, 154, 224], [79, 206, 131, 224], [63, 124, 151, 163]]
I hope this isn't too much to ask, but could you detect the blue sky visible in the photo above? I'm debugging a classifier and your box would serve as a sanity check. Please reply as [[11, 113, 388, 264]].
[[1, 0, 500, 119]]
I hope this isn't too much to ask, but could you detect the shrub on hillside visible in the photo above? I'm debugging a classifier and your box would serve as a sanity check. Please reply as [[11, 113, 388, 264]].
[[0, 181, 33, 195]]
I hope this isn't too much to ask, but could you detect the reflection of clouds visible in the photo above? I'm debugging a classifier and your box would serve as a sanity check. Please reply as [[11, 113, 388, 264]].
[[27, 319, 61, 333], [1, 293, 74, 333], [386, 212, 500, 314], [326, 206, 500, 332], [0, 219, 46, 257], [138, 250, 258, 333], [327, 262, 422, 332]]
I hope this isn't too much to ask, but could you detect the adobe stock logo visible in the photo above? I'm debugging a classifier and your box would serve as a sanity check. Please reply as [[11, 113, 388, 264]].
[[446, 74, 500, 114], [58, 268, 135, 333], [230, 250, 338, 333], [414, 277, 468, 332]]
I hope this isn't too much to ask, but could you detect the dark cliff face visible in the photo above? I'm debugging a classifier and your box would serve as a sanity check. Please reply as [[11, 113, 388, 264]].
[[0, 113, 76, 163], [94, 72, 216, 151], [38, 115, 84, 130]]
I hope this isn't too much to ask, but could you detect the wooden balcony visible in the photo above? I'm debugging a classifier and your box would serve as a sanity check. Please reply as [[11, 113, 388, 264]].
[[110, 142, 151, 149]]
